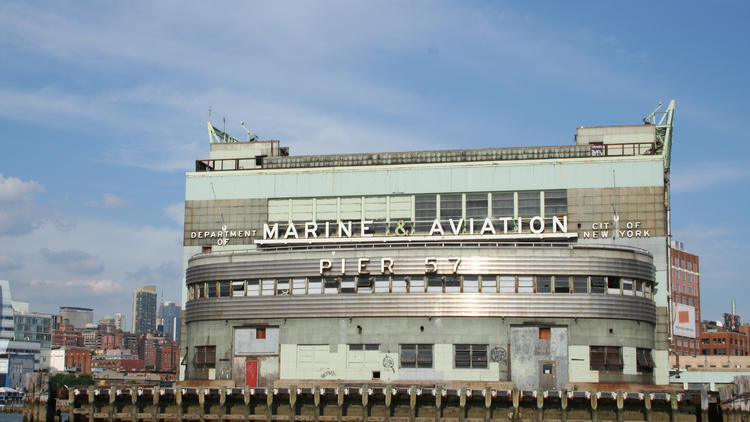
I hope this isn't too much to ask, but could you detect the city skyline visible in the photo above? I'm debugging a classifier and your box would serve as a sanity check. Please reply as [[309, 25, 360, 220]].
[[0, 1, 749, 322]]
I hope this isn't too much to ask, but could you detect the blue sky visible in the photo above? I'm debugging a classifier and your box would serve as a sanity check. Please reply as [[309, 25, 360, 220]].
[[0, 1, 748, 327]]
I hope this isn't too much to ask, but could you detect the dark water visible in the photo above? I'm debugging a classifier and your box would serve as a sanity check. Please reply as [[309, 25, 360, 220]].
[[0, 413, 21, 422]]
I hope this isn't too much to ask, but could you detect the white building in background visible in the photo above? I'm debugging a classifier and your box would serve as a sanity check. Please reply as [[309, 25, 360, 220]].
[[0, 280, 43, 371]]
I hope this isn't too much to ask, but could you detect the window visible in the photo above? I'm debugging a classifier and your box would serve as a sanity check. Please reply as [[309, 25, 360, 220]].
[[427, 274, 444, 293], [374, 276, 390, 293], [554, 276, 570, 293], [349, 344, 379, 351], [445, 275, 461, 293], [415, 195, 437, 232], [341, 277, 356, 294], [231, 281, 246, 297], [589, 346, 622, 372], [440, 193, 462, 223], [544, 190, 567, 216], [276, 278, 290, 295], [454, 344, 488, 368], [573, 276, 588, 293], [246, 279, 260, 296], [607, 277, 620, 295], [218, 281, 231, 297], [499, 275, 515, 293], [256, 328, 266, 339], [308, 277, 322, 294], [517, 191, 540, 217], [537, 276, 552, 293], [518, 276, 533, 293], [466, 193, 488, 220], [539, 327, 551, 340], [356, 277, 373, 294], [197, 283, 206, 299], [261, 279, 275, 296], [292, 278, 306, 295], [392, 277, 408, 293], [207, 282, 217, 298], [590, 277, 605, 294], [463, 276, 479, 293], [492, 192, 514, 218], [324, 278, 339, 294], [195, 346, 216, 369], [400, 344, 433, 368], [622, 278, 633, 295], [409, 276, 424, 293]]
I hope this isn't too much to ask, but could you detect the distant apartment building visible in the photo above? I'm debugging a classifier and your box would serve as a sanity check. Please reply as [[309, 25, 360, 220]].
[[52, 324, 85, 347], [98, 316, 117, 333], [114, 313, 126, 332], [60, 306, 94, 329], [162, 301, 181, 341], [132, 286, 157, 335], [91, 350, 144, 372], [670, 241, 700, 355]]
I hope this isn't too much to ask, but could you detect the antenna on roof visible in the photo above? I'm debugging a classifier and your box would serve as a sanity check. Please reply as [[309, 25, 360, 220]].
[[240, 121, 258, 142]]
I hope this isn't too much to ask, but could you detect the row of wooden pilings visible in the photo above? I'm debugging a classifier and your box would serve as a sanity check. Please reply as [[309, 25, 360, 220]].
[[24, 384, 740, 422]]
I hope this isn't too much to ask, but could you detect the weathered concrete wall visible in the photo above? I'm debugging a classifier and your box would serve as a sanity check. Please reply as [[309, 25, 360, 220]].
[[510, 326, 568, 390], [184, 316, 655, 388]]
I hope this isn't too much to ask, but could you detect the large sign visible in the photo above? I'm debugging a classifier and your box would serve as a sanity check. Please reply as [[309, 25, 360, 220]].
[[672, 303, 697, 339], [256, 216, 572, 245]]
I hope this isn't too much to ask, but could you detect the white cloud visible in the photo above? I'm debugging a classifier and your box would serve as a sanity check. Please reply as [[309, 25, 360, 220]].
[[671, 162, 750, 193], [29, 278, 123, 294], [0, 173, 72, 236], [164, 202, 184, 226], [88, 193, 128, 208], [0, 173, 44, 201], [0, 254, 23, 271]]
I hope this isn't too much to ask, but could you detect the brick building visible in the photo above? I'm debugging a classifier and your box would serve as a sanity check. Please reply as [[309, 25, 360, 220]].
[[670, 241, 700, 355], [51, 324, 84, 347]]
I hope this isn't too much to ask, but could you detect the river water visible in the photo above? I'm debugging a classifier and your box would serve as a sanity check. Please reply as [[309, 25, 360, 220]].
[[0, 413, 21, 422]]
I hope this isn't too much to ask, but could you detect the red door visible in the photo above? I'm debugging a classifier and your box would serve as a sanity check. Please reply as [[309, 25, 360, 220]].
[[245, 360, 258, 387]]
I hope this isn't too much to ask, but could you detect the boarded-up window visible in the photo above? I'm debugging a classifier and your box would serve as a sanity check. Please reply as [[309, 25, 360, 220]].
[[539, 327, 551, 340], [195, 346, 216, 368], [636, 348, 654, 373], [589, 346, 622, 372], [400, 344, 433, 368], [537, 276, 552, 293], [454, 344, 488, 369]]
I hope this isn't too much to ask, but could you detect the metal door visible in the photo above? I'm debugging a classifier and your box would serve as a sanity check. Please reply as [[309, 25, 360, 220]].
[[245, 360, 258, 387], [538, 360, 556, 390]]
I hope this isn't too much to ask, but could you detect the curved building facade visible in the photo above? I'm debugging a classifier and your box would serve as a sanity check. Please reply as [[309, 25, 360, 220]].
[[181, 104, 675, 388]]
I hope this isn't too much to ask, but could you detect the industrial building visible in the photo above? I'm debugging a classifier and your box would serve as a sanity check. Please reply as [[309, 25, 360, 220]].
[[181, 102, 676, 389]]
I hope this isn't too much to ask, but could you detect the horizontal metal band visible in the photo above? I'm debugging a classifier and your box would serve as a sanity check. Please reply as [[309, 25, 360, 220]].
[[255, 233, 579, 246], [186, 253, 654, 284], [185, 293, 656, 324]]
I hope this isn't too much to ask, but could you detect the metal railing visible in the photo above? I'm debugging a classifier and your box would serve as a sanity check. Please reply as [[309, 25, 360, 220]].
[[193, 142, 658, 172]]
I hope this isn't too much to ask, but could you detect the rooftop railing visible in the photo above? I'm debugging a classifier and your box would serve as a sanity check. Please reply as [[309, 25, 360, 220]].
[[195, 142, 657, 172]]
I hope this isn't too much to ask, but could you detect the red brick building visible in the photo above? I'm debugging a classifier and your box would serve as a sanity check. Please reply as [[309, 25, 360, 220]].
[[160, 344, 179, 370], [51, 324, 85, 347], [64, 347, 91, 373], [670, 241, 700, 355], [700, 324, 750, 356]]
